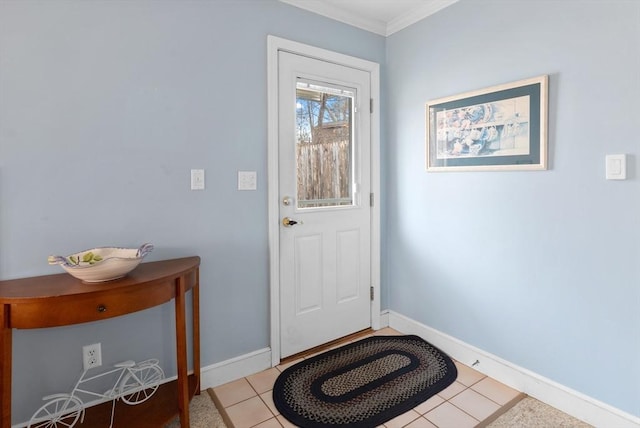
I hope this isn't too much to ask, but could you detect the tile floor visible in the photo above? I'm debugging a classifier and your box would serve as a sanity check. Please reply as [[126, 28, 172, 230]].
[[211, 328, 524, 428]]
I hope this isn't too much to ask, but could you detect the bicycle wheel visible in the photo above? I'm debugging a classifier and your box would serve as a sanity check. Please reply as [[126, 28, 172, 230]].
[[118, 363, 164, 405], [28, 396, 84, 428]]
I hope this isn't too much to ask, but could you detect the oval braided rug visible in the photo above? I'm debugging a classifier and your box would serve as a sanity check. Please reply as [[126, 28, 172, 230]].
[[273, 335, 458, 428]]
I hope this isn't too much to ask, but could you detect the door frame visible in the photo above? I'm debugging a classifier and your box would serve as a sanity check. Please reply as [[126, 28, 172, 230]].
[[267, 35, 381, 367]]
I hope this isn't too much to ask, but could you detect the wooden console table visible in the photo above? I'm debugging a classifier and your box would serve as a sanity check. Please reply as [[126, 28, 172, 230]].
[[0, 256, 201, 428]]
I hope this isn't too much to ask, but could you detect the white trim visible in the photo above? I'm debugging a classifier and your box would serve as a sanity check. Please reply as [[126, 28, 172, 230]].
[[267, 34, 281, 369], [388, 311, 640, 428], [279, 0, 387, 36], [368, 50, 382, 333], [200, 348, 272, 389], [379, 309, 390, 329], [267, 35, 381, 367], [386, 0, 459, 36], [278, 0, 459, 37]]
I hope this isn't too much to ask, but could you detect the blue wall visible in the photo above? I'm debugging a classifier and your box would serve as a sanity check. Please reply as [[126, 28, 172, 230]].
[[2, 0, 639, 424], [0, 0, 385, 423], [385, 0, 639, 417]]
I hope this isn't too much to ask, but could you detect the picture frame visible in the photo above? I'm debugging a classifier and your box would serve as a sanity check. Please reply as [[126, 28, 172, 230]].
[[426, 75, 548, 172]]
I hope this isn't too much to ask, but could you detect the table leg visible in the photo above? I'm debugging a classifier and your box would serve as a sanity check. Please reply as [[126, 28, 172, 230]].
[[175, 276, 190, 428], [193, 270, 201, 395], [1, 305, 12, 427]]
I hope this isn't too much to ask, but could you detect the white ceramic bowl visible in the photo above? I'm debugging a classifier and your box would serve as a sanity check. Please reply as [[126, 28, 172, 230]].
[[48, 243, 153, 283]]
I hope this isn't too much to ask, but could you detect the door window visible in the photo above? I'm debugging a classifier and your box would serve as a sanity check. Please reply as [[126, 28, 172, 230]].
[[295, 80, 355, 209]]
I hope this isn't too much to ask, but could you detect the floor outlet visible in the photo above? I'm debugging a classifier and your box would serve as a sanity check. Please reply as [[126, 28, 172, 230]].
[[82, 343, 102, 371]]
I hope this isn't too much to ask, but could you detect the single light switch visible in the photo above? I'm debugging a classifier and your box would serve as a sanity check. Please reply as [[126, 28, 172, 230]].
[[238, 171, 257, 190], [191, 169, 205, 190], [605, 154, 626, 180]]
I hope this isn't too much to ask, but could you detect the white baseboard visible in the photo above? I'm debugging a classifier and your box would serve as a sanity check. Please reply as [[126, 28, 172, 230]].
[[200, 347, 272, 389], [388, 310, 640, 428], [378, 309, 390, 328]]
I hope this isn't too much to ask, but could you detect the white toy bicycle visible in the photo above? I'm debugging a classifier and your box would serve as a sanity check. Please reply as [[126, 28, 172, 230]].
[[28, 359, 164, 428]]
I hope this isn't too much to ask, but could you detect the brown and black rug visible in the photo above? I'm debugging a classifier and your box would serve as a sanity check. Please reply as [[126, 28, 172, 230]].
[[273, 335, 457, 428]]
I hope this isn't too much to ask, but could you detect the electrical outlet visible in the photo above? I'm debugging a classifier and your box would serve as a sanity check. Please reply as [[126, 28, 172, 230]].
[[82, 343, 102, 371]]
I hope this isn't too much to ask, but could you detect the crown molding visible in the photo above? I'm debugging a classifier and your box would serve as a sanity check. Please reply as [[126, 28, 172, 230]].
[[386, 0, 459, 36], [279, 0, 387, 36], [279, 0, 458, 37]]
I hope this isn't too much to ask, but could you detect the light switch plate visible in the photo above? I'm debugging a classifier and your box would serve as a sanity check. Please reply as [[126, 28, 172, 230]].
[[238, 171, 257, 190], [605, 154, 626, 180], [191, 169, 205, 190]]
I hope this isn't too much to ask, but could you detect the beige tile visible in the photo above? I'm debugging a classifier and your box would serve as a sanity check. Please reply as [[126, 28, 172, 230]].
[[260, 390, 280, 416], [253, 418, 284, 428], [471, 377, 521, 405], [213, 377, 257, 408], [413, 395, 445, 415], [225, 396, 274, 428], [276, 415, 298, 428], [383, 409, 421, 428], [424, 401, 479, 428], [449, 388, 501, 421], [454, 361, 486, 387], [247, 367, 281, 394], [405, 416, 437, 428], [437, 381, 467, 400]]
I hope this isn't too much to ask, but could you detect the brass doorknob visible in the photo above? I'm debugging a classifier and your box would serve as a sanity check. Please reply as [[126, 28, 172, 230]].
[[282, 217, 302, 227]]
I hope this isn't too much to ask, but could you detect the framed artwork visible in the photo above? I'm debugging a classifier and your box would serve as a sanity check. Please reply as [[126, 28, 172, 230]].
[[426, 75, 548, 172]]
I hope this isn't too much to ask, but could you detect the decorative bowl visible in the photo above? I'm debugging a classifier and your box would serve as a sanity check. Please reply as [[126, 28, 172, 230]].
[[48, 243, 153, 283]]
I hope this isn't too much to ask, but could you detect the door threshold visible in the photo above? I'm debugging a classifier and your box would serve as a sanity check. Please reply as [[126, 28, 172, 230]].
[[280, 328, 373, 365]]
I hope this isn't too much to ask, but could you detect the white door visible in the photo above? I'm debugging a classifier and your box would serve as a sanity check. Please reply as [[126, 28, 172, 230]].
[[278, 51, 372, 358]]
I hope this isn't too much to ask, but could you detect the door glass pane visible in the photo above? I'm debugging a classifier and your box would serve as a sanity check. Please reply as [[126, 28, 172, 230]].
[[296, 79, 354, 209]]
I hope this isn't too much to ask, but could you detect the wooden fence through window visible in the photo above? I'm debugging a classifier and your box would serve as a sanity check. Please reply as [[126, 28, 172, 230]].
[[297, 140, 351, 207]]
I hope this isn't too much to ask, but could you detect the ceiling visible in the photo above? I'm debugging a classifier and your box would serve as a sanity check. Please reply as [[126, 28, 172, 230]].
[[279, 0, 459, 36]]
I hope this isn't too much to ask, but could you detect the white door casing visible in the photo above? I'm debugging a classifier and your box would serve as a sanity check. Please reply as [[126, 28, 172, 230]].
[[267, 36, 381, 365]]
